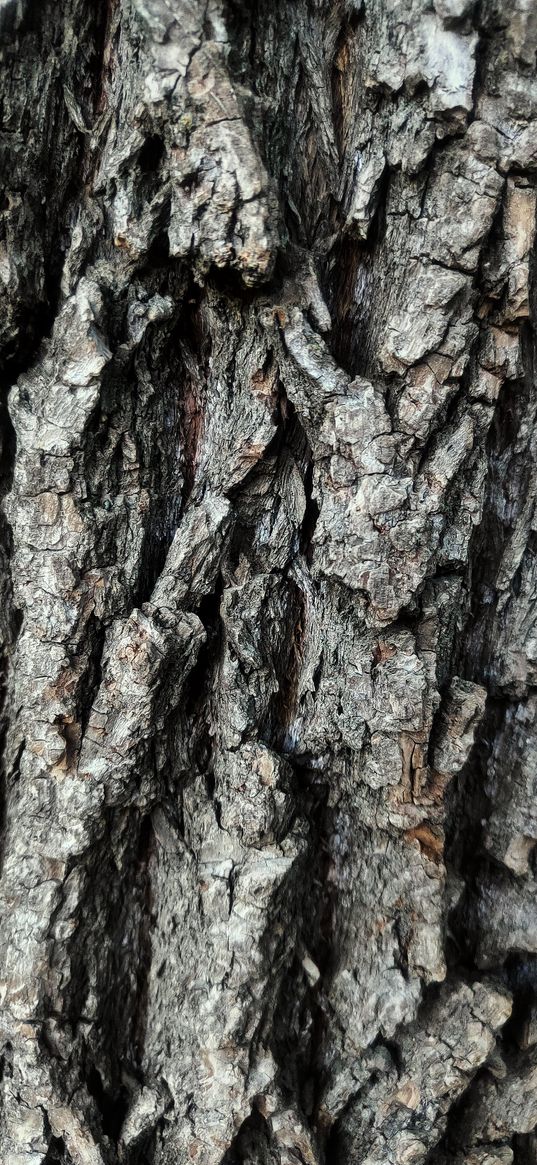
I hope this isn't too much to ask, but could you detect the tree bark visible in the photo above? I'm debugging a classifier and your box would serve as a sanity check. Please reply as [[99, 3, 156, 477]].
[[1, 1, 537, 1163]]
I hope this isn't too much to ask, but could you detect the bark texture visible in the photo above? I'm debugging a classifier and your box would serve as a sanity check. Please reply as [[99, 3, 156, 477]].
[[1, 1, 537, 1163]]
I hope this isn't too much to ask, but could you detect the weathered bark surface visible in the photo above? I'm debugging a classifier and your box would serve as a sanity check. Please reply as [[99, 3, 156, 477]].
[[1, 1, 537, 1163]]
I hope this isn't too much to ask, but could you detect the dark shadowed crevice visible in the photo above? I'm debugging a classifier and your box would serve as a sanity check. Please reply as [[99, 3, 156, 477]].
[[138, 134, 166, 174], [513, 1132, 537, 1164], [502, 954, 537, 1055], [186, 580, 225, 725], [220, 1105, 277, 1165], [444, 696, 509, 969], [323, 235, 377, 378], [253, 761, 360, 1160], [262, 573, 308, 750], [175, 288, 210, 514], [51, 808, 157, 1160], [0, 0, 109, 371], [421, 1066, 493, 1164], [322, 152, 391, 380], [43, 1134, 71, 1165], [299, 448, 320, 564], [78, 616, 106, 743], [86, 1064, 130, 1144]]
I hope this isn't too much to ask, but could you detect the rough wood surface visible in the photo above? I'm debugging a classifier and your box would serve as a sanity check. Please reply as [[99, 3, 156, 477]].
[[1, 2, 537, 1163]]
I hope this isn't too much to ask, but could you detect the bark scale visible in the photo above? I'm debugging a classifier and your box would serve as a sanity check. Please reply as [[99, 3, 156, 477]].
[[1, 2, 537, 1164]]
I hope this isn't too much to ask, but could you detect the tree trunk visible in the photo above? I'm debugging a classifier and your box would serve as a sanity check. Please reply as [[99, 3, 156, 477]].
[[1, 1, 537, 1163]]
